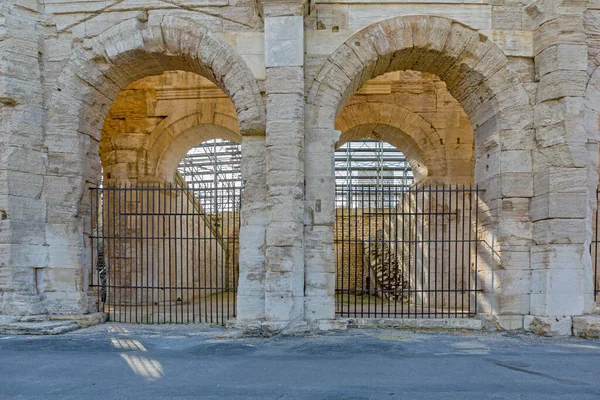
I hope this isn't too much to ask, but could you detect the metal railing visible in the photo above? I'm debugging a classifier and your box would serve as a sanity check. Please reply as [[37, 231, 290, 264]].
[[89, 183, 241, 324], [334, 184, 483, 319]]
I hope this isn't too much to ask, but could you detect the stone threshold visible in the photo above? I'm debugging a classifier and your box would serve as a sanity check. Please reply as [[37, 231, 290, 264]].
[[0, 313, 107, 335]]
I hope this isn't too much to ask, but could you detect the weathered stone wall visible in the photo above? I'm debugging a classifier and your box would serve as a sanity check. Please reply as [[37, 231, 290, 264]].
[[0, 0, 598, 333]]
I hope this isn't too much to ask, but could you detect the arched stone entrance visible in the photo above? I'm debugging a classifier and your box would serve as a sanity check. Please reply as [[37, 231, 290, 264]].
[[1, 16, 266, 319], [304, 15, 534, 322]]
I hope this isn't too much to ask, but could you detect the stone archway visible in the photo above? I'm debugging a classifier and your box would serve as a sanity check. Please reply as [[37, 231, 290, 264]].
[[10, 16, 267, 316], [335, 103, 446, 182], [304, 15, 534, 322], [146, 111, 241, 182]]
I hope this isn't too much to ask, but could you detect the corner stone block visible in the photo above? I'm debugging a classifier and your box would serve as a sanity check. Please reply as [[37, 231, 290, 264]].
[[572, 315, 600, 339], [524, 315, 572, 337]]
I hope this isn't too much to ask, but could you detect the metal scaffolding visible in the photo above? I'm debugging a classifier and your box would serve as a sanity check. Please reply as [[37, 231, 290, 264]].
[[335, 139, 413, 208], [177, 139, 242, 213]]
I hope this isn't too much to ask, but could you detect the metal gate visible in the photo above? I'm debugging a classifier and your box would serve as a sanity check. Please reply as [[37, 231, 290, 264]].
[[335, 184, 483, 318], [90, 182, 241, 324]]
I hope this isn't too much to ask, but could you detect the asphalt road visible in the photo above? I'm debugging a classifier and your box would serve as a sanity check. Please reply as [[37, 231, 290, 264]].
[[1, 323, 600, 399]]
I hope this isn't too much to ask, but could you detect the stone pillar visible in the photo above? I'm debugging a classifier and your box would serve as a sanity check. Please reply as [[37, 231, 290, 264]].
[[261, 0, 306, 323], [0, 2, 49, 315], [237, 136, 268, 321], [529, 0, 593, 320], [303, 123, 338, 323]]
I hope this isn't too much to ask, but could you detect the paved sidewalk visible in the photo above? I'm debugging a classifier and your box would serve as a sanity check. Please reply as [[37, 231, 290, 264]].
[[1, 324, 599, 399]]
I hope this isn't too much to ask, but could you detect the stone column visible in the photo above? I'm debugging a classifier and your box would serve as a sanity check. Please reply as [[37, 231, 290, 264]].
[[528, 0, 593, 329], [0, 2, 48, 316], [237, 136, 268, 321], [261, 0, 306, 323]]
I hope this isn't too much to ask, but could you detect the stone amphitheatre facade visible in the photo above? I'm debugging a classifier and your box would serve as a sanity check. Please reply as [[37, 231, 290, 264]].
[[1, 0, 600, 336]]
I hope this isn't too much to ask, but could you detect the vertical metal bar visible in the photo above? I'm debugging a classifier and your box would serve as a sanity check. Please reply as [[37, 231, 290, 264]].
[[113, 184, 119, 322], [454, 184, 459, 318], [202, 186, 208, 324], [447, 184, 453, 318], [474, 185, 479, 315], [151, 183, 156, 324], [400, 184, 406, 317], [127, 183, 132, 323], [387, 183, 392, 317], [360, 186, 365, 318], [461, 184, 466, 317], [161, 185, 167, 324], [367, 185, 371, 318], [376, 186, 385, 317], [144, 183, 150, 324], [427, 183, 432, 318], [101, 187, 106, 317], [441, 184, 445, 318], [340, 187, 345, 317], [189, 185, 195, 323], [179, 186, 184, 323], [468, 184, 473, 316], [407, 186, 413, 317], [232, 187, 238, 318], [413, 186, 419, 318], [134, 183, 139, 323], [192, 184, 198, 323], [419, 185, 424, 318], [220, 187, 225, 325], [394, 181, 399, 317]]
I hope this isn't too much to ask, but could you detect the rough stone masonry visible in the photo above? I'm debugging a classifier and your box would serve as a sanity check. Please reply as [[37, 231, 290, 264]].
[[1, 0, 600, 336]]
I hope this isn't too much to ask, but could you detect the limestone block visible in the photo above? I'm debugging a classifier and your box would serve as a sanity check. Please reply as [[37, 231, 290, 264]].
[[265, 121, 304, 147], [44, 291, 89, 315], [315, 318, 348, 331], [265, 66, 303, 95], [305, 271, 335, 296], [49, 312, 106, 328], [265, 246, 304, 272], [495, 315, 525, 330], [304, 295, 335, 321], [266, 94, 304, 121], [530, 292, 584, 316], [530, 192, 587, 221], [236, 294, 265, 321], [530, 268, 584, 297], [535, 44, 588, 80], [1, 293, 47, 316], [572, 315, 600, 338], [344, 4, 491, 32], [533, 16, 587, 57], [265, 16, 303, 67], [534, 167, 587, 195], [265, 145, 303, 172], [531, 244, 586, 270], [0, 195, 46, 222], [492, 6, 522, 29], [538, 76, 587, 109], [265, 293, 300, 321], [533, 219, 587, 245], [494, 293, 531, 315], [524, 315, 572, 336]]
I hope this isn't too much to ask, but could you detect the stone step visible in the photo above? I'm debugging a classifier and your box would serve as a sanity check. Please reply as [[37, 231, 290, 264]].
[[0, 321, 79, 335]]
